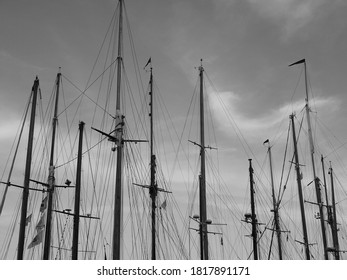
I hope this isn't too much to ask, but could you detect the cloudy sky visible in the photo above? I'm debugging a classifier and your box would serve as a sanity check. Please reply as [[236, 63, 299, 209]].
[[1, 0, 347, 260]]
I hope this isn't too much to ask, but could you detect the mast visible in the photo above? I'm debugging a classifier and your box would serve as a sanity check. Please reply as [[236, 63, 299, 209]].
[[43, 70, 61, 260], [199, 60, 208, 260], [328, 162, 340, 260], [113, 0, 124, 260], [248, 159, 258, 260], [72, 121, 84, 260], [289, 59, 328, 259], [290, 114, 310, 260], [266, 140, 282, 259], [321, 155, 335, 258], [17, 76, 39, 260], [148, 63, 158, 260]]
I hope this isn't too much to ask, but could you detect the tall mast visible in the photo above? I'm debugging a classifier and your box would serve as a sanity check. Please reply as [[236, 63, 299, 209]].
[[321, 155, 334, 257], [266, 141, 282, 259], [43, 70, 61, 260], [329, 162, 340, 260], [248, 159, 258, 260], [289, 59, 328, 259], [72, 121, 84, 260], [199, 60, 208, 260], [17, 76, 39, 260], [290, 114, 310, 260], [148, 64, 158, 260], [113, 0, 124, 260]]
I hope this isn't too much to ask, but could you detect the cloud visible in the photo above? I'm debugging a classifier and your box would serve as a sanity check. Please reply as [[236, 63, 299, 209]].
[[207, 90, 339, 140], [246, 0, 330, 38], [0, 119, 21, 141]]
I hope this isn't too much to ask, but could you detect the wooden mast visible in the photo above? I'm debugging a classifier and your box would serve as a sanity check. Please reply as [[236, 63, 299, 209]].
[[148, 63, 158, 260], [266, 140, 282, 259], [248, 159, 258, 260], [289, 59, 328, 259], [72, 121, 84, 260], [198, 60, 208, 260], [113, 0, 124, 260], [290, 114, 310, 260], [329, 162, 340, 260], [17, 76, 39, 260], [43, 70, 61, 260]]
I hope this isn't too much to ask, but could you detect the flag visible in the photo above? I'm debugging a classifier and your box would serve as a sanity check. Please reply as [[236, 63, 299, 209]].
[[40, 196, 48, 212], [144, 57, 151, 69], [25, 214, 32, 226], [263, 139, 269, 145], [36, 213, 46, 231], [160, 199, 167, 210], [288, 58, 305, 67], [27, 230, 44, 249]]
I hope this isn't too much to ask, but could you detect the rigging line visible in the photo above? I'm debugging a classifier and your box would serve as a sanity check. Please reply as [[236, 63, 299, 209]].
[[277, 121, 291, 203], [60, 78, 75, 169], [167, 78, 199, 194], [278, 114, 304, 206], [1, 195, 21, 259], [0, 93, 31, 216], [204, 72, 264, 178], [0, 90, 32, 181], [88, 8, 117, 145], [123, 64, 147, 139], [59, 59, 119, 119], [55, 137, 106, 169], [333, 174, 347, 204], [317, 117, 347, 158], [85, 3, 119, 89], [291, 66, 304, 104], [85, 134, 114, 252], [124, 3, 146, 106]]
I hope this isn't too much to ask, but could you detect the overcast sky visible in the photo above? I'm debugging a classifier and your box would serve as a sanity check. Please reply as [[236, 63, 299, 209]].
[[1, 0, 347, 260]]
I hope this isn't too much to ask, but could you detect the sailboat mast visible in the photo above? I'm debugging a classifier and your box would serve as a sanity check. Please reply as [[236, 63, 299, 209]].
[[43, 70, 61, 260], [72, 121, 84, 260], [248, 159, 258, 260], [17, 76, 39, 260], [149, 65, 158, 260], [266, 141, 282, 259], [290, 59, 328, 259], [321, 155, 335, 257], [290, 114, 310, 260], [329, 163, 340, 260], [199, 60, 208, 260], [113, 0, 124, 260], [303, 60, 328, 260]]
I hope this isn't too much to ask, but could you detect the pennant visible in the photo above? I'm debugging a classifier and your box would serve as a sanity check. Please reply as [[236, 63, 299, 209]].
[[144, 57, 151, 69], [36, 213, 46, 231], [263, 139, 269, 145], [160, 199, 167, 210], [27, 230, 44, 249], [25, 214, 32, 226], [288, 59, 305, 67], [40, 196, 48, 212]]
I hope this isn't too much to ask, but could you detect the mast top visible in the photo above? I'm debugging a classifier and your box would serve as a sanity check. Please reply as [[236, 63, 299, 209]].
[[198, 59, 204, 72], [288, 58, 306, 67]]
